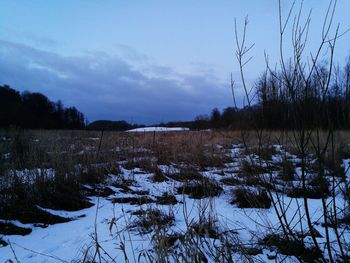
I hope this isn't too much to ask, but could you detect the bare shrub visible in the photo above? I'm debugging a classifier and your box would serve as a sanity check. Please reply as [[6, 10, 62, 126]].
[[279, 158, 295, 181]]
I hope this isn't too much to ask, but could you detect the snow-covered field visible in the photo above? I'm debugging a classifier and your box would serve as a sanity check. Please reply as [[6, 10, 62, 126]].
[[126, 127, 190, 132], [1, 137, 350, 262]]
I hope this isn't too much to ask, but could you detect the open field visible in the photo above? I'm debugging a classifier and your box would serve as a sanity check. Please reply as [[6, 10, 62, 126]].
[[0, 129, 349, 262]]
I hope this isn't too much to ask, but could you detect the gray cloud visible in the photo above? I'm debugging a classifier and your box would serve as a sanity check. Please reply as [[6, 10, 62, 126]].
[[0, 39, 233, 124]]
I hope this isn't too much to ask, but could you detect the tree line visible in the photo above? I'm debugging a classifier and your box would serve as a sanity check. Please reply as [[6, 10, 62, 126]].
[[3, 56, 350, 131], [196, 58, 350, 130], [253, 58, 350, 130], [87, 120, 144, 131], [0, 85, 85, 129]]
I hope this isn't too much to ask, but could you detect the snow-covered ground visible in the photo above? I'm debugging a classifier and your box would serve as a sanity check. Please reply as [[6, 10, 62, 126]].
[[1, 144, 349, 262], [126, 127, 189, 132], [0, 177, 283, 262]]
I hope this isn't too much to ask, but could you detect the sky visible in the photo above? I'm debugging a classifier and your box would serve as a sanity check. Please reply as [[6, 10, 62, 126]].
[[1, 0, 350, 124]]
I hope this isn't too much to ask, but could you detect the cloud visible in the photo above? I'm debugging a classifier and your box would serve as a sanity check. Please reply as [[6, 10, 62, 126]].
[[0, 25, 58, 48], [0, 39, 234, 124], [115, 44, 150, 63]]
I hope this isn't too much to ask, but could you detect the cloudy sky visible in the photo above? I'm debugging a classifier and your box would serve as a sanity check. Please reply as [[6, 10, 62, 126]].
[[1, 1, 349, 124]]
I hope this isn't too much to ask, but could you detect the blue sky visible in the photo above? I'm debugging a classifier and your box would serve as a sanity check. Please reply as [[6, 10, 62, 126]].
[[1, 0, 349, 124]]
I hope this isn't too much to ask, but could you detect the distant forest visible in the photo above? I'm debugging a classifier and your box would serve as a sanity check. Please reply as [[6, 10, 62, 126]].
[[194, 58, 350, 131], [0, 85, 85, 129], [3, 55, 350, 132], [87, 120, 144, 131]]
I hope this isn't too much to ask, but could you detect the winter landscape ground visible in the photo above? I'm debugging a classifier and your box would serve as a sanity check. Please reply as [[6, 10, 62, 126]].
[[2, 0, 350, 262], [0, 129, 349, 262]]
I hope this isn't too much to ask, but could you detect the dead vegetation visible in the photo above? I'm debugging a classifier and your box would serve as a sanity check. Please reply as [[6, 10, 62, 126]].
[[260, 233, 322, 262], [130, 208, 175, 234], [177, 179, 223, 199], [0, 222, 32, 236], [1, 128, 350, 262], [232, 187, 271, 208]]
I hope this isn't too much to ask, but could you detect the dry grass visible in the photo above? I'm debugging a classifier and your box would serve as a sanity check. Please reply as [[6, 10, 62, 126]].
[[130, 208, 175, 234], [260, 233, 322, 262], [232, 187, 271, 208], [1, 128, 350, 262]]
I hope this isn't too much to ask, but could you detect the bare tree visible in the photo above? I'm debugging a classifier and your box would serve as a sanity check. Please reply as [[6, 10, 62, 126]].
[[233, 0, 350, 262]]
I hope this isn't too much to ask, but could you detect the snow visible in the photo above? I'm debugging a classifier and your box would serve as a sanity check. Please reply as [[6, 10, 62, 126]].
[[1, 144, 349, 262], [126, 127, 189, 132]]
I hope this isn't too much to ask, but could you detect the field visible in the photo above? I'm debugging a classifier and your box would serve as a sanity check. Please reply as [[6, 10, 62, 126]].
[[0, 129, 349, 262]]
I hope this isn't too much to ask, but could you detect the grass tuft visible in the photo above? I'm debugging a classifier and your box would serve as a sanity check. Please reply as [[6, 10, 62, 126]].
[[232, 187, 271, 208]]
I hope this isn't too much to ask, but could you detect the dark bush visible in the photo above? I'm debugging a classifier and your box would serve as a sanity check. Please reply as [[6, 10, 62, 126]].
[[221, 176, 240, 185], [239, 160, 267, 177], [232, 188, 271, 208], [280, 159, 295, 181], [171, 166, 204, 182], [261, 234, 322, 262], [177, 179, 223, 199], [152, 167, 168, 182], [152, 232, 183, 251], [111, 196, 154, 205], [156, 192, 178, 205], [250, 145, 277, 160], [0, 222, 32, 235], [130, 208, 174, 234], [287, 176, 330, 199]]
